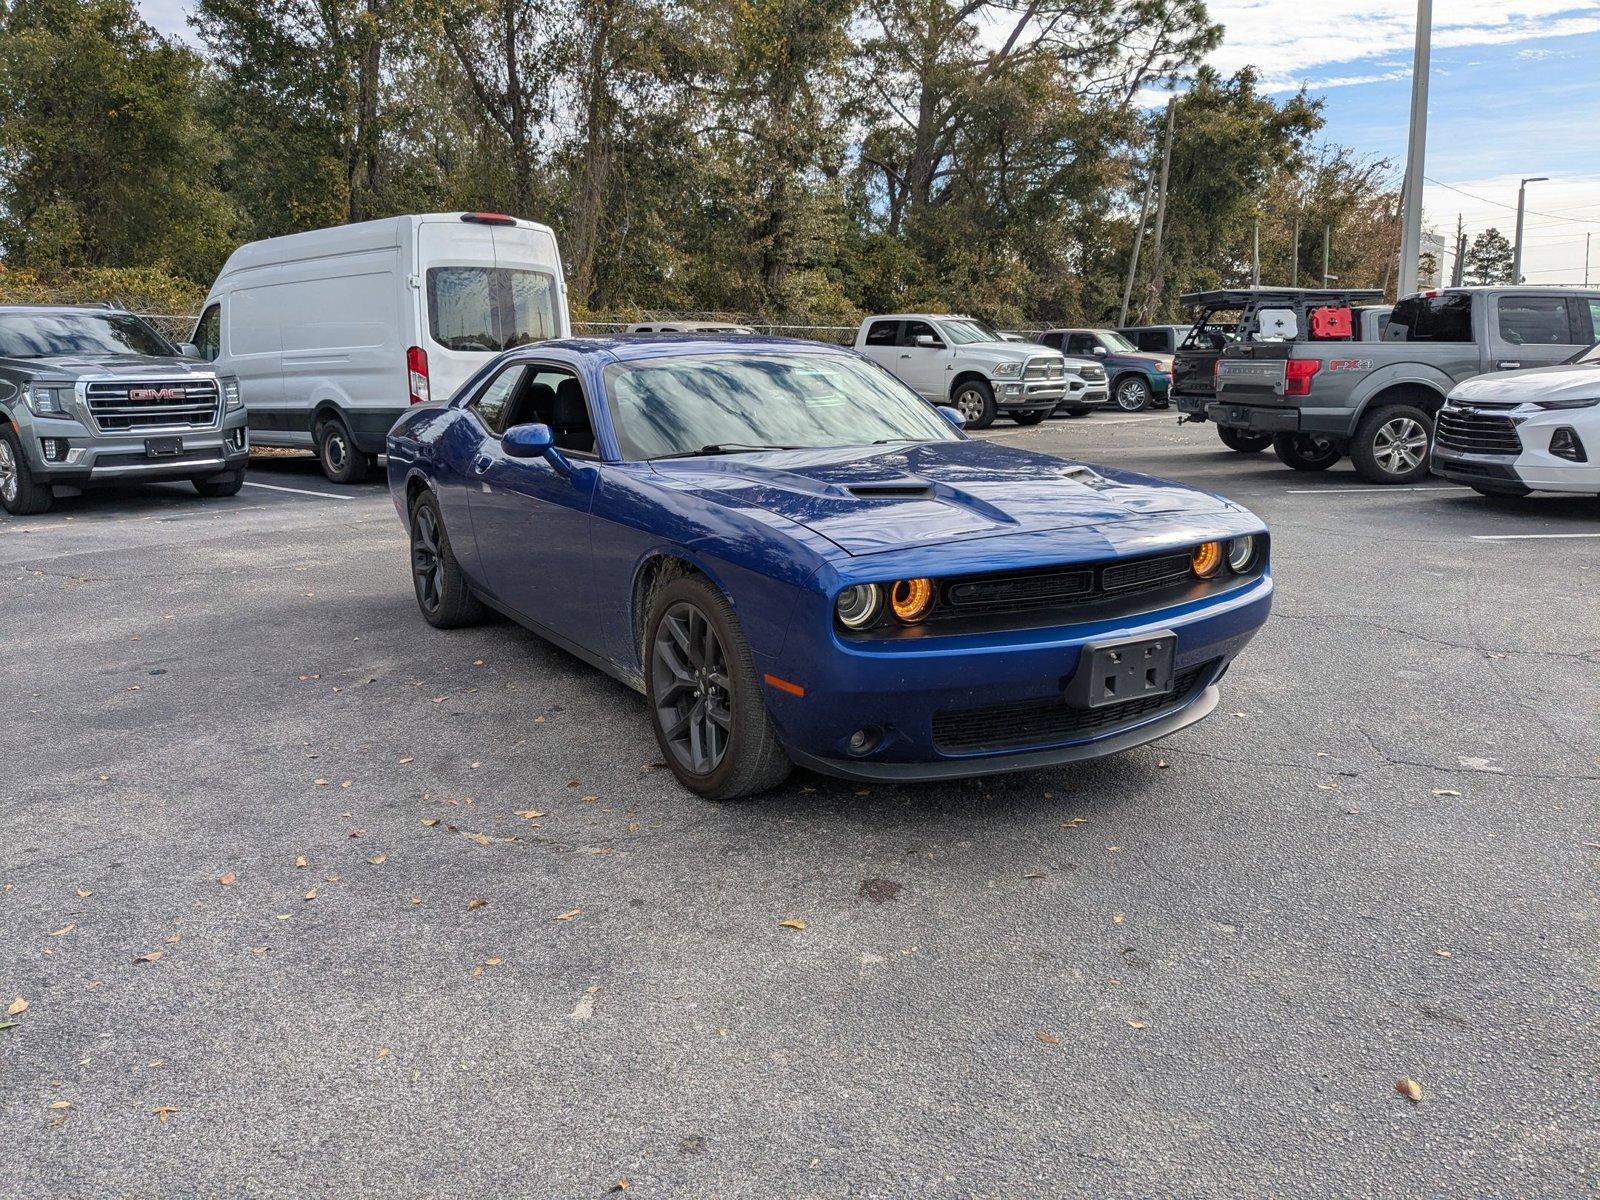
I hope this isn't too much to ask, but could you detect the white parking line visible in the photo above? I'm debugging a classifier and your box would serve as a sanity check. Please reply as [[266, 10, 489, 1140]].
[[1470, 532, 1600, 541], [1285, 485, 1468, 495], [1092, 415, 1175, 426], [242, 480, 356, 501]]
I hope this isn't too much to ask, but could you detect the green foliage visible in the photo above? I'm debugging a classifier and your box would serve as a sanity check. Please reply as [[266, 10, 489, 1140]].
[[1464, 227, 1515, 285], [0, 264, 208, 314], [0, 0, 236, 281]]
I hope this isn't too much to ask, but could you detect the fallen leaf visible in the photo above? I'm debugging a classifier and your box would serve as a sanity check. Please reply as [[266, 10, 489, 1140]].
[[1431, 788, 1461, 797], [49, 923, 74, 937], [484, 957, 503, 967], [1434, 949, 1452, 958], [1035, 1031, 1060, 1045], [314, 779, 329, 786], [75, 888, 92, 899], [466, 897, 488, 910], [303, 888, 317, 901], [249, 945, 270, 956], [376, 1047, 391, 1060], [1127, 1020, 1147, 1030], [554, 909, 582, 921], [295, 856, 308, 869], [399, 756, 414, 764], [580, 794, 599, 803], [48, 1100, 70, 1110], [610, 1180, 629, 1193], [1396, 1077, 1422, 1103], [1156, 759, 1169, 769], [0, 1021, 18, 1031], [367, 854, 387, 865], [164, 933, 181, 945], [466, 832, 493, 846], [1061, 816, 1087, 828], [1112, 913, 1125, 925], [1022, 870, 1046, 879], [421, 818, 440, 827], [7, 997, 27, 1017], [514, 810, 545, 820], [133, 951, 163, 963], [218, 872, 236, 887], [152, 1106, 179, 1122], [778, 918, 807, 930]]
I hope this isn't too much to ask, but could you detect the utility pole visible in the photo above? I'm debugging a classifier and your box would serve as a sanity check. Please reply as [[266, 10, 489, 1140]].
[[1322, 224, 1331, 286], [1118, 162, 1155, 327], [1586, 233, 1592, 287], [1450, 213, 1465, 287], [1143, 97, 1178, 320], [1251, 218, 1261, 287], [1291, 216, 1301, 287], [1397, 0, 1432, 297], [1512, 176, 1548, 284]]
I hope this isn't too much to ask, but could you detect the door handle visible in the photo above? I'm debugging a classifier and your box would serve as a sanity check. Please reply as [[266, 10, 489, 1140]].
[[899, 353, 912, 359], [1496, 361, 1521, 370], [473, 455, 493, 474]]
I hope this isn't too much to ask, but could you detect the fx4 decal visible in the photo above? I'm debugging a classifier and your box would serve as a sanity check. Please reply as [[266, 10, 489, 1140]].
[[1327, 359, 1374, 372]]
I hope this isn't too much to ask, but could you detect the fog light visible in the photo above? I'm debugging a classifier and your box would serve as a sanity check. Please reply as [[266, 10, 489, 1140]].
[[39, 437, 67, 463], [890, 577, 936, 623], [1550, 427, 1587, 463], [230, 426, 249, 452], [1190, 541, 1224, 579], [846, 727, 881, 757]]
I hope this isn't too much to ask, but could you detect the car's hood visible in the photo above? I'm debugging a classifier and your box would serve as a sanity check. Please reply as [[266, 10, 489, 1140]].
[[962, 340, 1045, 360], [1110, 350, 1171, 369], [0, 353, 211, 379], [649, 440, 1242, 557], [1451, 361, 1600, 405]]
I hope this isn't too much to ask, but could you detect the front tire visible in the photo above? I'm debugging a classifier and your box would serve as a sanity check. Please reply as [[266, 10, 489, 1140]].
[[1010, 409, 1049, 426], [1272, 432, 1341, 472], [1218, 426, 1272, 454], [0, 428, 52, 515], [645, 575, 791, 801], [1112, 375, 1151, 412], [952, 380, 998, 429], [409, 491, 486, 628], [1350, 404, 1432, 484], [317, 415, 369, 484]]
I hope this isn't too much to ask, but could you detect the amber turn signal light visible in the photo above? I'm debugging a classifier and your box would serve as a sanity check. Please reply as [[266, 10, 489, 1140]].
[[1190, 541, 1224, 579], [890, 577, 936, 623]]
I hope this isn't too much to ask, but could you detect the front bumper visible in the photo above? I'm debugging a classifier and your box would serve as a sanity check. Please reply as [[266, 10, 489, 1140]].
[[20, 410, 250, 487], [1432, 442, 1600, 495], [1057, 384, 1110, 412], [763, 573, 1272, 783], [995, 379, 1066, 411]]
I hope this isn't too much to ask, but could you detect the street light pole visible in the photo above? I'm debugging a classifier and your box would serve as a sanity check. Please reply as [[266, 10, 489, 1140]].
[[1512, 176, 1548, 284], [1396, 0, 1432, 297]]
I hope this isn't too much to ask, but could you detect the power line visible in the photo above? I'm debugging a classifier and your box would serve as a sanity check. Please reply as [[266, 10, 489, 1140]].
[[1424, 176, 1600, 226]]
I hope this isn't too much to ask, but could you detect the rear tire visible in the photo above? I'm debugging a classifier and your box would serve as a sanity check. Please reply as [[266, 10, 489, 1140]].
[[1272, 432, 1341, 472], [317, 415, 369, 484], [645, 575, 791, 801], [193, 471, 243, 498], [1010, 409, 1048, 426], [1350, 404, 1432, 484], [0, 427, 52, 515], [1218, 426, 1272, 454], [409, 491, 486, 628], [952, 380, 998, 429]]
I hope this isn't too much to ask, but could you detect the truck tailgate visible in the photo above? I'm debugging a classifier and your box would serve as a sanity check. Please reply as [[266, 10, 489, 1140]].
[[1216, 344, 1293, 403]]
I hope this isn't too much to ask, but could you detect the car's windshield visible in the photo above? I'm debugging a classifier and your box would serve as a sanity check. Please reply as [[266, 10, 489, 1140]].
[[0, 312, 174, 359], [1098, 330, 1138, 352], [940, 319, 1002, 345], [604, 351, 961, 460]]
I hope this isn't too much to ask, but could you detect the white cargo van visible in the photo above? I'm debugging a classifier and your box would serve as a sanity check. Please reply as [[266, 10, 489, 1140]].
[[188, 213, 569, 482]]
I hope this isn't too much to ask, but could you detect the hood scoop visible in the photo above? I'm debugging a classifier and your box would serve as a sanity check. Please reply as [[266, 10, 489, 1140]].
[[846, 480, 935, 500]]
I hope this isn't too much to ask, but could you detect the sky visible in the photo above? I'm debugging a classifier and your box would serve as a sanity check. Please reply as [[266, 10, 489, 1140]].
[[135, 0, 1600, 286]]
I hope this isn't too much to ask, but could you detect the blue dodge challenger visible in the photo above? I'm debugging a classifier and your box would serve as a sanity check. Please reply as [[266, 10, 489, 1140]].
[[387, 336, 1272, 800]]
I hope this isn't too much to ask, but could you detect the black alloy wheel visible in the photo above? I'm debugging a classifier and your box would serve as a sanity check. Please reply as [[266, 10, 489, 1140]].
[[651, 600, 733, 776]]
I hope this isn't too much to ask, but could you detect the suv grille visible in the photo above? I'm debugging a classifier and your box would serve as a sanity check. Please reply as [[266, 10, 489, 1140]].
[[86, 379, 220, 432], [1435, 408, 1521, 457], [1024, 358, 1066, 381], [932, 661, 1215, 753]]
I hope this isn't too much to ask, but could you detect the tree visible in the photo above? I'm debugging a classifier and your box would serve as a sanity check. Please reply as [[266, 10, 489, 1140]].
[[0, 0, 235, 280], [1464, 227, 1514, 285]]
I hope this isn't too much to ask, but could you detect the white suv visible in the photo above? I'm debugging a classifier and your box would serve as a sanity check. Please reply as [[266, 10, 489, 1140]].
[[854, 314, 1098, 428]]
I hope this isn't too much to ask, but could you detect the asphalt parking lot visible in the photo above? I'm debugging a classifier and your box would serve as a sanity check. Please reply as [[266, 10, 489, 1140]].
[[2, 416, 1596, 1198]]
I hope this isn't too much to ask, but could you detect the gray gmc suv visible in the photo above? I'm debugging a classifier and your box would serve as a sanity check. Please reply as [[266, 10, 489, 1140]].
[[0, 306, 249, 514]]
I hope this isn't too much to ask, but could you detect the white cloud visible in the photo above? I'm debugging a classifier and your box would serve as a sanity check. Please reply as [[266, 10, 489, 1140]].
[[1424, 174, 1600, 285]]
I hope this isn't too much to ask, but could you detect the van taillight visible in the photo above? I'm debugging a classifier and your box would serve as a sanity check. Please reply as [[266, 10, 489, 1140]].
[[1284, 358, 1321, 397], [407, 346, 430, 405], [460, 212, 517, 226]]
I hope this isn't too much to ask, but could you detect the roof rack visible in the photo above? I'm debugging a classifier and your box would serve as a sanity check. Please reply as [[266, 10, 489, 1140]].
[[1179, 287, 1384, 307]]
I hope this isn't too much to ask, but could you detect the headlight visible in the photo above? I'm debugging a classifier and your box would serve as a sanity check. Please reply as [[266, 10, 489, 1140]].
[[835, 584, 883, 630], [1534, 397, 1599, 410], [25, 384, 70, 417], [221, 377, 242, 411], [1190, 541, 1224, 579], [1226, 535, 1260, 573], [991, 362, 1022, 379], [890, 577, 936, 624]]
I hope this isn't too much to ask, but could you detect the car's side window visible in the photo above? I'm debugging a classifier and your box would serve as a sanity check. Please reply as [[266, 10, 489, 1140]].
[[193, 304, 221, 361], [470, 365, 527, 436], [1038, 331, 1063, 350], [1570, 298, 1600, 345], [1497, 295, 1576, 346], [1066, 333, 1097, 355], [901, 320, 943, 348], [864, 320, 899, 347]]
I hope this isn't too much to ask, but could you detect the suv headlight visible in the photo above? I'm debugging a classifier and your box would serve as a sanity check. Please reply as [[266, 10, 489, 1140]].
[[221, 377, 243, 411], [991, 362, 1022, 379], [25, 384, 71, 418], [1534, 397, 1598, 410]]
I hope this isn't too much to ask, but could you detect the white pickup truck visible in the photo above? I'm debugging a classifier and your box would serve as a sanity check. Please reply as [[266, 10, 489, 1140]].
[[854, 313, 1102, 428]]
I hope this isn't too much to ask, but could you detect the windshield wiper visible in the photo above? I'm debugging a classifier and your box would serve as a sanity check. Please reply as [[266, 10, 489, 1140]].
[[653, 442, 798, 460]]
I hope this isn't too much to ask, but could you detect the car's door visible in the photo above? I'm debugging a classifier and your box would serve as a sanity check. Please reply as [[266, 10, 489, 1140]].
[[1492, 294, 1588, 371], [896, 319, 951, 399], [858, 319, 901, 373], [462, 359, 600, 644]]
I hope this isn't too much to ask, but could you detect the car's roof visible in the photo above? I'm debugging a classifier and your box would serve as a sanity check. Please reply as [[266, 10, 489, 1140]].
[[515, 334, 856, 363], [865, 313, 975, 322]]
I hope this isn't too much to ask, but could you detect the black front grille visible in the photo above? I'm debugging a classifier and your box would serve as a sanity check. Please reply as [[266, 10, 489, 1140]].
[[927, 552, 1193, 622], [932, 661, 1214, 753], [86, 380, 219, 432], [1435, 408, 1521, 456]]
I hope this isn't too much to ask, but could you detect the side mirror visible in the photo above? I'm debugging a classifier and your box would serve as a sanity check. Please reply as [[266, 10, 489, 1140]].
[[915, 334, 941, 348], [936, 405, 966, 430], [176, 342, 201, 359], [1092, 345, 1108, 356], [502, 422, 555, 459]]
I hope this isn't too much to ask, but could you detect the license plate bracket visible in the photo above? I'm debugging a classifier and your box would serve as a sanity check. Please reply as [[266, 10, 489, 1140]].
[[145, 436, 183, 458], [1066, 633, 1177, 710]]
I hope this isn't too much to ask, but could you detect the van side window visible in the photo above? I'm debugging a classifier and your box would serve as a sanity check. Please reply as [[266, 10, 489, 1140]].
[[1387, 294, 1472, 343], [1497, 295, 1576, 346], [865, 320, 899, 346], [193, 304, 221, 361]]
